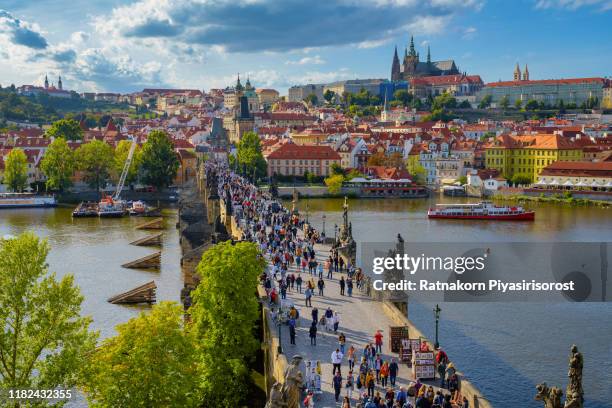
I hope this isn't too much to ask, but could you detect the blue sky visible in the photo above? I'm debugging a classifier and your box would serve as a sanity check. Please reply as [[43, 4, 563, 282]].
[[0, 0, 611, 94]]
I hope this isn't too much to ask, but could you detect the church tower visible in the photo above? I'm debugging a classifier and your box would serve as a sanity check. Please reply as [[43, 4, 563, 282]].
[[58, 75, 63, 90], [403, 35, 419, 79], [44, 74, 49, 89], [513, 63, 522, 81], [523, 64, 529, 81], [391, 46, 401, 81]]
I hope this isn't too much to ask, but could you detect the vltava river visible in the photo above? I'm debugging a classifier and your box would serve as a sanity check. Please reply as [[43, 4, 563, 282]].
[[297, 196, 612, 408]]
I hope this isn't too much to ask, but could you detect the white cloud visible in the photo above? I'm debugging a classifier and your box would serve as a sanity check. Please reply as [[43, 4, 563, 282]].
[[462, 26, 477, 39], [285, 55, 326, 65], [535, 0, 612, 10]]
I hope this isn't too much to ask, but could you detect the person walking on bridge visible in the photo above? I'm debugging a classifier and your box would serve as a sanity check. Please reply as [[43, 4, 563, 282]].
[[309, 321, 317, 346], [317, 277, 325, 296], [340, 276, 346, 295], [331, 348, 344, 376]]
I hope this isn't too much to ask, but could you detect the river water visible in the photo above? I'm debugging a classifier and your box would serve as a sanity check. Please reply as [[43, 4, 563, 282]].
[[1, 199, 610, 407], [294, 196, 612, 408]]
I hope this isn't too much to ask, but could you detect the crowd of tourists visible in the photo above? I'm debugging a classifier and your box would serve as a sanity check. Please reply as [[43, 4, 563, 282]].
[[210, 162, 467, 408]]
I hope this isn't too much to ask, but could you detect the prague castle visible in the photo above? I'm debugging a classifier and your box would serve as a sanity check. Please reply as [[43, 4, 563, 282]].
[[391, 36, 460, 81]]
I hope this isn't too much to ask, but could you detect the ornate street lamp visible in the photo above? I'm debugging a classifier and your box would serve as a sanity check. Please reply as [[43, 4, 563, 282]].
[[277, 321, 283, 355], [334, 224, 338, 242], [306, 201, 310, 224], [433, 304, 441, 349]]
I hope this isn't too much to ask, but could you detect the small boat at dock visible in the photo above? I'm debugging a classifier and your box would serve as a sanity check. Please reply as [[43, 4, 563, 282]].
[[427, 201, 535, 221], [98, 196, 127, 217], [128, 200, 161, 217], [72, 201, 99, 217]]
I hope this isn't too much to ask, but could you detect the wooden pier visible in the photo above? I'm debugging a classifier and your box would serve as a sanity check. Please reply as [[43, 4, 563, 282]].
[[108, 281, 156, 304], [129, 233, 163, 247], [135, 217, 164, 230], [121, 251, 162, 269]]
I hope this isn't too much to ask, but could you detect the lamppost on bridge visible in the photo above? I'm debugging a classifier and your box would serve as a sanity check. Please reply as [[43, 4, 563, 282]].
[[334, 224, 338, 242], [433, 304, 442, 349], [322, 214, 326, 237], [306, 201, 310, 224]]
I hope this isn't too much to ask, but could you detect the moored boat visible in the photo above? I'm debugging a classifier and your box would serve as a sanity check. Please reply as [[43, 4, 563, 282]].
[[0, 193, 57, 208], [72, 201, 99, 217], [98, 196, 127, 217], [427, 201, 535, 221], [128, 200, 161, 217]]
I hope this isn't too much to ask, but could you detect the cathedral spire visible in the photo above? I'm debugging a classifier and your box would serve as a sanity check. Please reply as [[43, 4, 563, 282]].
[[44, 74, 49, 89], [409, 35, 416, 57], [523, 64, 529, 81], [391, 46, 401, 81], [58, 74, 62, 90]]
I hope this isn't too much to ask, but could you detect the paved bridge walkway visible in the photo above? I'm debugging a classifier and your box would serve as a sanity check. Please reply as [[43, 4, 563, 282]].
[[269, 237, 436, 408]]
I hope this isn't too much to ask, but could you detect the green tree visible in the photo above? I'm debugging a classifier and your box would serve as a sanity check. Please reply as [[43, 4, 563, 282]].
[[45, 118, 83, 140], [499, 95, 510, 110], [40, 137, 75, 192], [236, 131, 267, 181], [324, 174, 344, 194], [323, 89, 336, 105], [406, 160, 427, 185], [393, 89, 412, 107], [114, 140, 142, 185], [190, 241, 265, 408], [3, 148, 28, 192], [514, 99, 523, 109], [525, 99, 539, 111], [304, 93, 318, 106], [330, 162, 346, 177], [510, 174, 532, 185], [458, 175, 468, 185], [76, 140, 115, 194], [478, 95, 492, 109], [432, 92, 457, 110], [83, 302, 199, 408], [458, 100, 472, 109], [140, 130, 180, 189], [0, 232, 96, 396]]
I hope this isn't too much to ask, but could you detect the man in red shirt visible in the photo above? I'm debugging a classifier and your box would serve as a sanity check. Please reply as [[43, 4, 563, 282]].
[[374, 330, 383, 353]]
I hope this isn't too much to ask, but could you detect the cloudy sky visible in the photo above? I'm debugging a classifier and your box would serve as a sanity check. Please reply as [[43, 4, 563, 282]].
[[1, 0, 611, 94]]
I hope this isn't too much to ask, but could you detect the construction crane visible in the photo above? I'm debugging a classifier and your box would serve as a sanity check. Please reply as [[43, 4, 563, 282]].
[[113, 138, 137, 200]]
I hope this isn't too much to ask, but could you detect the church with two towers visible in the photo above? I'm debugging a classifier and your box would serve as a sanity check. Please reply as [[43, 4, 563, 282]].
[[391, 35, 460, 81]]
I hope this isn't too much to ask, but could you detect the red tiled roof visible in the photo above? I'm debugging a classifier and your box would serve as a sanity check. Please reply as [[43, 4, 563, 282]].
[[411, 74, 483, 86], [267, 143, 341, 160], [486, 77, 609, 87]]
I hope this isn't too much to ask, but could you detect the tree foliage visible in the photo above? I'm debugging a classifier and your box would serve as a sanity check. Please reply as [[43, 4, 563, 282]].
[[393, 89, 412, 107], [45, 119, 83, 140], [140, 130, 180, 189], [324, 174, 344, 194], [235, 131, 267, 181], [323, 89, 336, 104], [3, 148, 28, 191], [0, 232, 97, 394], [499, 95, 510, 110], [41, 137, 75, 191], [478, 94, 492, 109], [304, 93, 318, 106], [190, 241, 265, 408], [76, 140, 115, 193], [83, 302, 200, 408], [406, 159, 427, 185]]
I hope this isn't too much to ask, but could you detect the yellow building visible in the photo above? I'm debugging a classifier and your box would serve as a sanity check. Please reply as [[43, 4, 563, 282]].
[[603, 87, 612, 109], [485, 134, 583, 182], [289, 129, 329, 145]]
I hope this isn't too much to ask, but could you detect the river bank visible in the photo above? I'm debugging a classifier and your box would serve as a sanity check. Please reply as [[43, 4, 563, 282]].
[[492, 193, 610, 207]]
